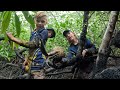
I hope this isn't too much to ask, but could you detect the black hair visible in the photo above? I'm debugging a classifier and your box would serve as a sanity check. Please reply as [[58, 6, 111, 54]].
[[47, 28, 56, 38], [63, 30, 71, 37]]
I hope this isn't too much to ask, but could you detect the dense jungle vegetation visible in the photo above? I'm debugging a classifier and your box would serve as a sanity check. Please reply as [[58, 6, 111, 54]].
[[0, 11, 120, 61]]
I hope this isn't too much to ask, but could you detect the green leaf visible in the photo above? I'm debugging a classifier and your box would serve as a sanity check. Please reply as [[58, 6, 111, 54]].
[[0, 11, 6, 21], [22, 11, 35, 30], [1, 11, 12, 33], [0, 12, 3, 20], [15, 12, 21, 37]]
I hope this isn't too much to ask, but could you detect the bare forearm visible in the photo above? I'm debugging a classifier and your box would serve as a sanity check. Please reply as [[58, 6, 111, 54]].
[[12, 37, 38, 48]]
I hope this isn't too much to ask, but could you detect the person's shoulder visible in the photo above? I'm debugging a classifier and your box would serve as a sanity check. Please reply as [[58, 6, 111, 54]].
[[85, 38, 92, 45], [38, 28, 48, 34], [69, 44, 75, 49], [86, 38, 91, 42], [44, 28, 48, 31], [31, 31, 35, 34], [43, 29, 48, 34]]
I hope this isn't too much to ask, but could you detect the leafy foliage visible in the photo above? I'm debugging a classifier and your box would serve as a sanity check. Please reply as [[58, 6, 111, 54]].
[[15, 12, 21, 37], [0, 11, 119, 60], [22, 11, 35, 30], [1, 11, 12, 34]]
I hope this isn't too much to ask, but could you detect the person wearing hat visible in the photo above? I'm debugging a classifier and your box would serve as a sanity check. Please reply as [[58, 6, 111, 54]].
[[61, 30, 97, 68], [6, 11, 56, 78]]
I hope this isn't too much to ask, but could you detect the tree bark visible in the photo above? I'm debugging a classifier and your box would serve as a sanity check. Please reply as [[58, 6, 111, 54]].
[[65, 11, 89, 72], [77, 11, 89, 56], [95, 11, 119, 74]]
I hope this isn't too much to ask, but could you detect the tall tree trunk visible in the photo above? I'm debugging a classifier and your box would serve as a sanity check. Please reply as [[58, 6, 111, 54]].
[[95, 11, 119, 74], [69, 11, 89, 78], [77, 11, 89, 56]]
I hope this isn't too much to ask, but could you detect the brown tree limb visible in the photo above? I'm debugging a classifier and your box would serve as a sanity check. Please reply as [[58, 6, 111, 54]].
[[95, 11, 119, 74], [77, 11, 89, 56]]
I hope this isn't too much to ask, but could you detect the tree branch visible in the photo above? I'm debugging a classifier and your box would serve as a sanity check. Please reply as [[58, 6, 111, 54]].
[[95, 11, 119, 74], [88, 11, 95, 20]]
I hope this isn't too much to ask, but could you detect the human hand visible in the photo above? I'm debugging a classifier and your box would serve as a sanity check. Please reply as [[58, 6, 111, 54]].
[[82, 49, 88, 57]]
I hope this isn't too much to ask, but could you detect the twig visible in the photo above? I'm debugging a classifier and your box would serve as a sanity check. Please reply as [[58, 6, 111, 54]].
[[47, 11, 59, 25], [45, 70, 72, 76], [2, 63, 19, 68], [9, 70, 13, 79], [109, 55, 120, 59], [76, 11, 81, 18], [0, 75, 8, 79], [88, 11, 95, 20]]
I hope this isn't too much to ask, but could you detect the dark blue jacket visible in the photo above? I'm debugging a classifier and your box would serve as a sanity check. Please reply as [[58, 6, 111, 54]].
[[30, 28, 48, 70], [67, 38, 96, 60]]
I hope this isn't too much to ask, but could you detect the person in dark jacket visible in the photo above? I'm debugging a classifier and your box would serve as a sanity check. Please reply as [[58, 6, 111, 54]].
[[61, 30, 97, 68]]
